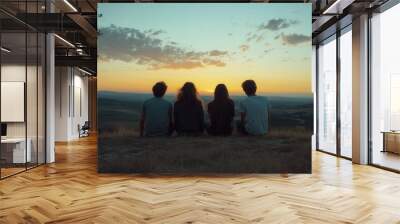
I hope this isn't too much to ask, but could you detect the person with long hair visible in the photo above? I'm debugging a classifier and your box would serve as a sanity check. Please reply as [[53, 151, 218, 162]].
[[174, 82, 204, 135], [207, 84, 235, 136]]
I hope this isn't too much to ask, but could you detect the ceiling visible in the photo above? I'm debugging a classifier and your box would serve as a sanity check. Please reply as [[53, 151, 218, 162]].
[[0, 0, 392, 75]]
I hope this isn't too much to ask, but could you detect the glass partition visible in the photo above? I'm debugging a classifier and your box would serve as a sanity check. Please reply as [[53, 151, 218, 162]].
[[317, 35, 337, 154], [339, 27, 352, 158], [371, 3, 400, 171], [38, 33, 45, 165], [0, 2, 46, 179], [27, 31, 38, 169], [1, 31, 28, 177]]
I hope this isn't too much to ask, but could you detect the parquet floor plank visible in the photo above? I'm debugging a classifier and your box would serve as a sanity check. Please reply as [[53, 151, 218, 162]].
[[0, 135, 399, 223]]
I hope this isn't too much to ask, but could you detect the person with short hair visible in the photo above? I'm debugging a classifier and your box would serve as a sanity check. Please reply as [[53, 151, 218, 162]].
[[140, 81, 173, 137], [207, 84, 235, 136], [237, 79, 270, 135], [174, 82, 204, 136]]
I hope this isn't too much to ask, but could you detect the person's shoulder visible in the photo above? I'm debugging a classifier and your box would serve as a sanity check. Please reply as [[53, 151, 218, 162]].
[[239, 97, 248, 105], [174, 100, 182, 107], [241, 96, 253, 104], [158, 98, 172, 109], [228, 99, 235, 106], [208, 100, 215, 107], [257, 96, 269, 106], [255, 95, 268, 101], [241, 96, 249, 102], [195, 100, 203, 108], [143, 97, 154, 105], [159, 97, 171, 104]]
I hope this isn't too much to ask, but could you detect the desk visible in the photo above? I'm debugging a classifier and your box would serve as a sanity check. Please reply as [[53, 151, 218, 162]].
[[382, 131, 400, 154], [1, 138, 31, 163]]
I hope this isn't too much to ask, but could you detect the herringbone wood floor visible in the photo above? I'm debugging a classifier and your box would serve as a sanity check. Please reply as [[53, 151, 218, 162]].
[[1, 136, 400, 224]]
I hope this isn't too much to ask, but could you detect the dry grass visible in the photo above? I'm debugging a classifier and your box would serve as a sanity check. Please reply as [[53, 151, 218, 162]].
[[99, 127, 311, 139], [98, 128, 312, 173]]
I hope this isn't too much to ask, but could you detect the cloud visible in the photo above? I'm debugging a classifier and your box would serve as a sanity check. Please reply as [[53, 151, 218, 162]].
[[98, 25, 228, 70], [151, 30, 164, 36], [152, 61, 204, 70], [258, 19, 299, 31], [280, 33, 311, 45], [264, 48, 274, 53], [143, 29, 165, 36], [209, 50, 228, 57], [203, 58, 226, 67], [246, 33, 258, 42], [239, 44, 250, 52], [256, 35, 264, 43]]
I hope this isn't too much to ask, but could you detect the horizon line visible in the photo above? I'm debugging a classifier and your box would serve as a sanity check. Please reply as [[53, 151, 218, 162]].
[[98, 90, 313, 97]]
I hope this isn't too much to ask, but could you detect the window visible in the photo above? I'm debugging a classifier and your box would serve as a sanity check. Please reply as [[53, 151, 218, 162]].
[[0, 2, 46, 179], [370, 3, 400, 171], [317, 36, 337, 154], [339, 28, 352, 158]]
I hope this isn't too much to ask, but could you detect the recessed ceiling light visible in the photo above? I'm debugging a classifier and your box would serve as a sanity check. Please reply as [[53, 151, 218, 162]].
[[63, 0, 78, 12], [78, 67, 93, 76], [323, 0, 357, 15], [54, 34, 75, 48], [1, 47, 11, 53]]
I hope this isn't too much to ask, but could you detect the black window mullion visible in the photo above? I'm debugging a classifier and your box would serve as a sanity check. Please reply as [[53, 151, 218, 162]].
[[36, 0, 39, 167], [367, 11, 373, 165], [336, 28, 341, 157], [24, 0, 28, 171], [316, 45, 320, 151]]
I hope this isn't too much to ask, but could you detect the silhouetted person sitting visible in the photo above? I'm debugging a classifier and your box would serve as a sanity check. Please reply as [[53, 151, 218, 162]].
[[140, 81, 173, 137], [237, 80, 270, 135], [207, 84, 235, 136], [174, 82, 204, 136]]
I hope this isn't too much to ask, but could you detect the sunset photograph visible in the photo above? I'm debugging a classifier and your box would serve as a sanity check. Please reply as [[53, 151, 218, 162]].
[[97, 3, 313, 173]]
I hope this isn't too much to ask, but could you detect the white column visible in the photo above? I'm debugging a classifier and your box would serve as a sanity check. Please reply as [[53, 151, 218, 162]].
[[352, 14, 369, 164], [45, 0, 56, 163], [46, 33, 55, 163]]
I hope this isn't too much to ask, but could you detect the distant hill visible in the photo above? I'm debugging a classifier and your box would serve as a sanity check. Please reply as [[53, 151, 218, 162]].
[[98, 91, 313, 134], [98, 91, 312, 102]]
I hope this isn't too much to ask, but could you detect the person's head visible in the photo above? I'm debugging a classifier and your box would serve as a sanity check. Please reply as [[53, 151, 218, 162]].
[[214, 84, 230, 102], [152, 81, 167, 98], [242, 80, 257, 96], [177, 82, 199, 103]]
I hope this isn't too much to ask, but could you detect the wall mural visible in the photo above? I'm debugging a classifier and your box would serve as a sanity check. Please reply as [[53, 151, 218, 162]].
[[98, 3, 313, 173]]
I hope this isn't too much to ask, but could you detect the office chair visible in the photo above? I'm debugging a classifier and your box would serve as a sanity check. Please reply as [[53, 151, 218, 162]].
[[79, 121, 90, 138]]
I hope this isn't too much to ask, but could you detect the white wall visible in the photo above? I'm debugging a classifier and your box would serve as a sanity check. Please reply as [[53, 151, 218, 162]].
[[55, 67, 89, 141], [55, 67, 70, 141], [1, 65, 42, 139], [1, 63, 46, 164], [1, 65, 26, 138]]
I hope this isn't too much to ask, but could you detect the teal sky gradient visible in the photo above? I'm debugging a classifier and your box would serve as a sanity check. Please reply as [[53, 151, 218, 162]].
[[98, 3, 312, 95]]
